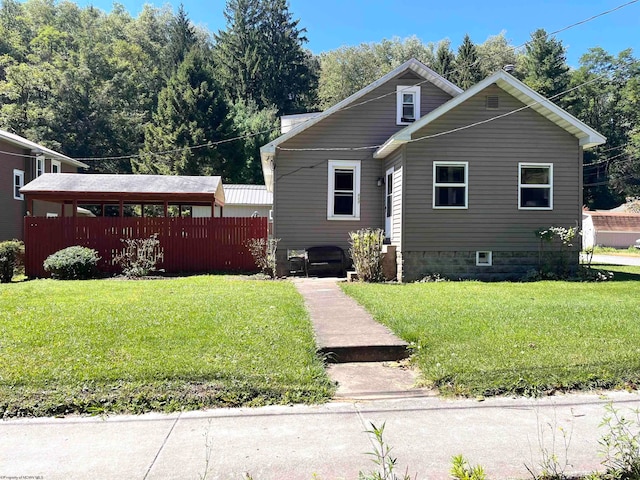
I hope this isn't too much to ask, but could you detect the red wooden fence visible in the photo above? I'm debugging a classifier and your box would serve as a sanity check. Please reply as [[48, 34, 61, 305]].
[[24, 216, 268, 278]]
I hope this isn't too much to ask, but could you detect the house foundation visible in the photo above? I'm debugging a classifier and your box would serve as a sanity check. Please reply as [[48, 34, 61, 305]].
[[399, 250, 579, 282]]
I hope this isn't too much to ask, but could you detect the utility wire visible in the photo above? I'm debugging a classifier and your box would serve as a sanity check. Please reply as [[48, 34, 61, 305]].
[[71, 0, 638, 163]]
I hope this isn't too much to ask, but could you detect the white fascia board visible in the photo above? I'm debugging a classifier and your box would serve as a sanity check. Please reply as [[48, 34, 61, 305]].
[[261, 149, 275, 192], [260, 58, 463, 156], [374, 70, 607, 159], [0, 129, 88, 168]]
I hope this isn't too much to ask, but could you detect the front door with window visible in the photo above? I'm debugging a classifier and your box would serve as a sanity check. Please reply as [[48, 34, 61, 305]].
[[385, 167, 393, 239]]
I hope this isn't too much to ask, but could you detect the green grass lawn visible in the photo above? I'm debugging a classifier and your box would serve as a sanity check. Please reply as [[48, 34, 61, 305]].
[[588, 246, 640, 256], [342, 266, 640, 397], [0, 276, 333, 417]]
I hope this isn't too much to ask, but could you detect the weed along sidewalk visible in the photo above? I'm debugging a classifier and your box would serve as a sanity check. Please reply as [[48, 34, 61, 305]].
[[4, 391, 640, 479]]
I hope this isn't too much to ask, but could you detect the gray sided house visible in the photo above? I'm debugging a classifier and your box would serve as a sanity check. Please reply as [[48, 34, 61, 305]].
[[260, 59, 606, 281], [0, 129, 88, 241]]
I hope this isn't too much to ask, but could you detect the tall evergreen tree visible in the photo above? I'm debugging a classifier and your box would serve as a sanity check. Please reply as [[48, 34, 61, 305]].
[[133, 50, 238, 179], [213, 0, 315, 114], [453, 34, 482, 89], [433, 39, 455, 81], [164, 4, 197, 77], [520, 29, 570, 103]]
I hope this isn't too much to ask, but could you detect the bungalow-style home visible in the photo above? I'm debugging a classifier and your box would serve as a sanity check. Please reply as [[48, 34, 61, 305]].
[[0, 129, 88, 241], [260, 58, 606, 281], [222, 184, 272, 219], [582, 211, 640, 249]]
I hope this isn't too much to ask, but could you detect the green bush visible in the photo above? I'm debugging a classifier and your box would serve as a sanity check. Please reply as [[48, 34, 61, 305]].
[[0, 240, 24, 283], [349, 228, 385, 282], [43, 246, 101, 280]]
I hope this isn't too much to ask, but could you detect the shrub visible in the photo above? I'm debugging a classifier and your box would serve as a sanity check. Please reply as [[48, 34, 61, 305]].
[[246, 237, 279, 278], [349, 228, 385, 282], [113, 234, 164, 277], [43, 246, 100, 280], [0, 240, 24, 283]]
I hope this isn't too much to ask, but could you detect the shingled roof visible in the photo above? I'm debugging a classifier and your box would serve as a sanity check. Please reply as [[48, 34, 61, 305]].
[[587, 212, 640, 232], [21, 173, 225, 205]]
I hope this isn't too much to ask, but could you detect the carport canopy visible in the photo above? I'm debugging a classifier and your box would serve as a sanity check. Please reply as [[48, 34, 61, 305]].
[[20, 173, 225, 217]]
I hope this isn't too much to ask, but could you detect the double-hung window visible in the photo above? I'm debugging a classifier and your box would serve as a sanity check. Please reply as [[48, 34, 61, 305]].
[[433, 162, 468, 209], [51, 159, 61, 173], [13, 169, 24, 200], [519, 163, 553, 210], [396, 86, 420, 125], [327, 160, 360, 220], [36, 155, 45, 177]]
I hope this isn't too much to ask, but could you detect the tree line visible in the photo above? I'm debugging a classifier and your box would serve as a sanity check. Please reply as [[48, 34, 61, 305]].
[[0, 0, 638, 208]]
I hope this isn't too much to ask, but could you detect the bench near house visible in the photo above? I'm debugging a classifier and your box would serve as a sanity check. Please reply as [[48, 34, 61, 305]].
[[260, 58, 606, 281]]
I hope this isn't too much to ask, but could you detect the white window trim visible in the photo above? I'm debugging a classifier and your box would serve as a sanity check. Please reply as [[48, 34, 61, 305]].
[[396, 85, 420, 125], [476, 251, 493, 266], [433, 161, 468, 210], [13, 169, 24, 200], [518, 162, 553, 210], [35, 155, 45, 177], [51, 159, 61, 173], [327, 159, 361, 221]]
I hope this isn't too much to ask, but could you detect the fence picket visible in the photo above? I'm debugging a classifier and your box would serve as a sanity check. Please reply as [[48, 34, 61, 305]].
[[24, 216, 268, 277]]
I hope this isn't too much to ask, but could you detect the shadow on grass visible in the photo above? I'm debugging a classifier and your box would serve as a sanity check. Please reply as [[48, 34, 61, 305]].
[[590, 265, 640, 281]]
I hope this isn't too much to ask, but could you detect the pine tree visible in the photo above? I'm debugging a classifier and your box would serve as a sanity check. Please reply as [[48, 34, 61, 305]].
[[213, 0, 316, 114], [453, 34, 482, 90], [134, 50, 238, 180], [433, 40, 455, 81], [163, 4, 197, 77], [520, 29, 570, 103]]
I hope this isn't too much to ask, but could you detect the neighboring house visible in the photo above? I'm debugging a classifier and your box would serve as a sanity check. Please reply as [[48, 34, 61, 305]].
[[260, 58, 606, 281], [0, 129, 88, 241], [582, 211, 640, 249], [222, 184, 272, 219]]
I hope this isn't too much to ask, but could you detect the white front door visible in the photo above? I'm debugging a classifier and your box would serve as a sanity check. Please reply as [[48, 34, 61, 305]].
[[385, 167, 393, 239]]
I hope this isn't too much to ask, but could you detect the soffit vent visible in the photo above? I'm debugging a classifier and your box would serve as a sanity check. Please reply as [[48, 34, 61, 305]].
[[486, 95, 499, 110]]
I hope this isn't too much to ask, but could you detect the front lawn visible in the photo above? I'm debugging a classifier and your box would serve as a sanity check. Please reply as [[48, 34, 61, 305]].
[[0, 276, 333, 417], [342, 266, 640, 397]]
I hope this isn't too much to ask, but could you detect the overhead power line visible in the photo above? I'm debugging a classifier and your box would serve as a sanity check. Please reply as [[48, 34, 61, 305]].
[[57, 0, 640, 163]]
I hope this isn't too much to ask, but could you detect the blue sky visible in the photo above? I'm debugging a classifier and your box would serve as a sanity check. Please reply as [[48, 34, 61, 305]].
[[75, 0, 639, 66]]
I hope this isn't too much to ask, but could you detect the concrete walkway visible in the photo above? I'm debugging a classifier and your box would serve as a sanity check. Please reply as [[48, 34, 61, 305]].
[[4, 392, 640, 479], [291, 277, 409, 363]]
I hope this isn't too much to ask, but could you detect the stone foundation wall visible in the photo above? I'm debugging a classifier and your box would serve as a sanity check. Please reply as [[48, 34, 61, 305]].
[[400, 250, 579, 282]]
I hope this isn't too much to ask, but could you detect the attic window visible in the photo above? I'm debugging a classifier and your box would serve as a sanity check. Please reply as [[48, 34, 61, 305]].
[[396, 86, 420, 125], [486, 95, 499, 109]]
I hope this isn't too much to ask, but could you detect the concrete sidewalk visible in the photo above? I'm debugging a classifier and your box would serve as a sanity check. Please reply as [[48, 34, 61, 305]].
[[292, 277, 409, 363], [3, 392, 640, 479]]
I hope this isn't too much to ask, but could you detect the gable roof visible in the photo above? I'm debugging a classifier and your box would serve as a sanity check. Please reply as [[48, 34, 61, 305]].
[[586, 211, 640, 232], [0, 128, 88, 168], [260, 58, 463, 191], [374, 70, 607, 159], [224, 184, 272, 206], [21, 173, 225, 205]]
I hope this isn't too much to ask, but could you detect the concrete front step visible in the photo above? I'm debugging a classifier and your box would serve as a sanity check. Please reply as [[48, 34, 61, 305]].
[[319, 344, 410, 363]]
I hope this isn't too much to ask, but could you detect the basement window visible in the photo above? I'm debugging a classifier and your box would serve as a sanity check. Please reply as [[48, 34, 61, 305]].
[[476, 251, 492, 266]]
